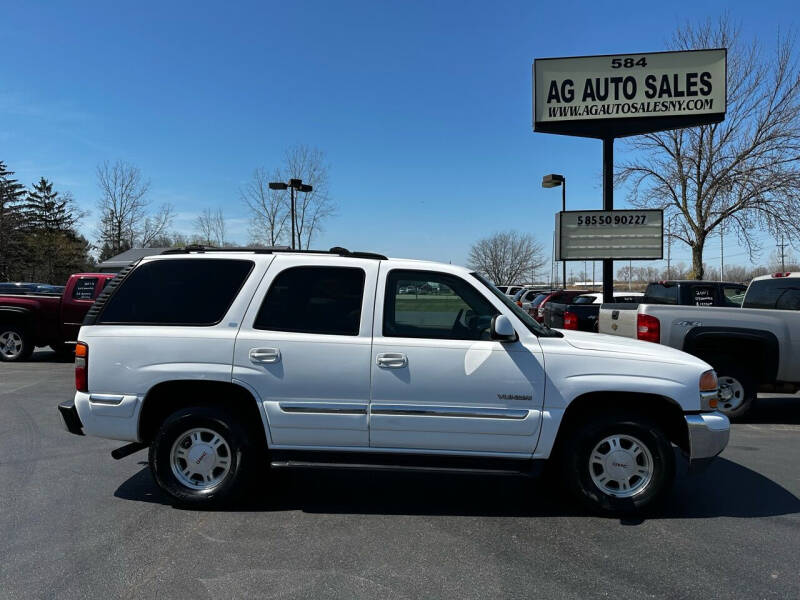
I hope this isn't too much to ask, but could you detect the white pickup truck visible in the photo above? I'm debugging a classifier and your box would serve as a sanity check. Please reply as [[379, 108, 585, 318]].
[[598, 272, 800, 419], [58, 247, 728, 514]]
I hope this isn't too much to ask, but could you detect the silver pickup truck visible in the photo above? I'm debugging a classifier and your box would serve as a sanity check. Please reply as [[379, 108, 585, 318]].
[[598, 273, 800, 419]]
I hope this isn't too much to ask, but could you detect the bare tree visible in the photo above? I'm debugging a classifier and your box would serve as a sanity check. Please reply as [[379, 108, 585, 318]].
[[140, 204, 175, 247], [96, 161, 149, 258], [468, 231, 547, 285], [243, 147, 336, 250], [285, 146, 336, 250], [242, 168, 288, 246], [618, 18, 800, 279], [194, 207, 227, 246]]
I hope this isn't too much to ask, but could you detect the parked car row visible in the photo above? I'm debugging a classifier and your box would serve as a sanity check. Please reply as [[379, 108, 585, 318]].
[[598, 273, 800, 419], [0, 282, 65, 295]]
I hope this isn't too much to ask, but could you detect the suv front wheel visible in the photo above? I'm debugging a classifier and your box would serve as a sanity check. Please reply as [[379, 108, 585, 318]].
[[149, 406, 255, 506], [560, 414, 676, 515]]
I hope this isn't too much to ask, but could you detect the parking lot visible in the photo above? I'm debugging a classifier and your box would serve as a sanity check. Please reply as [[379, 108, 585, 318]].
[[1, 350, 799, 599]]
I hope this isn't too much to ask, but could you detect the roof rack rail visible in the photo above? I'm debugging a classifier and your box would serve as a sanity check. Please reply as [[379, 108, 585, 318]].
[[160, 245, 387, 260]]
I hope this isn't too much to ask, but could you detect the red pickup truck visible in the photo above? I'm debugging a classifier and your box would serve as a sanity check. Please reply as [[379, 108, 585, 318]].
[[0, 273, 115, 361]]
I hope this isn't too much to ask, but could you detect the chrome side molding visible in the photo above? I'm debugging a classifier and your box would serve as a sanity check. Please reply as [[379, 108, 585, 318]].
[[279, 402, 368, 415], [370, 404, 529, 420]]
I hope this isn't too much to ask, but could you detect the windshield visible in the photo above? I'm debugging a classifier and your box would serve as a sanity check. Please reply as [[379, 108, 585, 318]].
[[530, 293, 550, 307], [471, 273, 562, 337]]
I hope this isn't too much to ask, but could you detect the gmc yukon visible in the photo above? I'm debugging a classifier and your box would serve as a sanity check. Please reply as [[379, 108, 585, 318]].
[[59, 247, 729, 514]]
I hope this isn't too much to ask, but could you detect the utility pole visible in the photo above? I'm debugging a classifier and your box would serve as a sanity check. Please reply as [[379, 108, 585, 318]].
[[778, 237, 788, 271], [719, 225, 724, 281], [628, 259, 632, 291], [666, 220, 672, 280]]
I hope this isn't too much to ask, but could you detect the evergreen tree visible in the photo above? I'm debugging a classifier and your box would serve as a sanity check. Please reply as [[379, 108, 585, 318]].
[[22, 178, 90, 283], [23, 177, 78, 232], [0, 161, 27, 280]]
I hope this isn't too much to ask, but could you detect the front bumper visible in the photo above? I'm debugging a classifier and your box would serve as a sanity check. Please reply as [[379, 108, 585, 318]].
[[685, 412, 729, 463], [58, 400, 84, 436]]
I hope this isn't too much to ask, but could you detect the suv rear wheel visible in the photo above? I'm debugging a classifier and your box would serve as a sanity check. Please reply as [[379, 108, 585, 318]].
[[560, 414, 675, 515], [149, 406, 256, 506]]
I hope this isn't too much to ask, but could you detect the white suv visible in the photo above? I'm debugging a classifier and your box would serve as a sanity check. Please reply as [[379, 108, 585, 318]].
[[59, 247, 729, 514]]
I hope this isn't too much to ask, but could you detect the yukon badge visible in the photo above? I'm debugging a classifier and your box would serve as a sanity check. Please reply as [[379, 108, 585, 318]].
[[497, 393, 532, 401]]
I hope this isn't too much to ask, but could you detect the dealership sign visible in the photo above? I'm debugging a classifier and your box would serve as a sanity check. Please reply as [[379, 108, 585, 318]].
[[555, 210, 663, 260], [534, 49, 726, 138]]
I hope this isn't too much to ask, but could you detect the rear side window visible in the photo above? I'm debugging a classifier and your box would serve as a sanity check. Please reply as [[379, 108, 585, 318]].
[[98, 259, 253, 325], [254, 266, 365, 336], [744, 278, 800, 310], [646, 283, 678, 305], [72, 278, 98, 300], [722, 285, 746, 307]]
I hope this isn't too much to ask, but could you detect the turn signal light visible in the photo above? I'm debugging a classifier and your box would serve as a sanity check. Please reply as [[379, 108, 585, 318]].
[[75, 342, 88, 392], [563, 311, 579, 329], [636, 314, 660, 343], [699, 370, 718, 391]]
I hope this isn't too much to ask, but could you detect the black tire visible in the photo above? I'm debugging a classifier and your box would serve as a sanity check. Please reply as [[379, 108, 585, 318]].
[[0, 325, 34, 362], [149, 406, 256, 507], [560, 414, 675, 515], [715, 365, 756, 421]]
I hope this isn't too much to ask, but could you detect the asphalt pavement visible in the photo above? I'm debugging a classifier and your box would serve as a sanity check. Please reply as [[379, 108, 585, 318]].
[[2, 349, 799, 599]]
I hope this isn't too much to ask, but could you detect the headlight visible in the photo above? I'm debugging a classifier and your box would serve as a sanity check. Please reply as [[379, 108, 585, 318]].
[[699, 370, 719, 411]]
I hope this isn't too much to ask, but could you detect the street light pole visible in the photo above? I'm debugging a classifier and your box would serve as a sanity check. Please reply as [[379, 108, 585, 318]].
[[269, 179, 313, 251], [561, 178, 566, 288], [290, 185, 296, 250], [542, 173, 567, 289]]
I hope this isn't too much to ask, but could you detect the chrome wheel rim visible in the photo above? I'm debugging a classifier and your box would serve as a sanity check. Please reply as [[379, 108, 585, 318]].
[[718, 376, 745, 413], [170, 428, 232, 491], [589, 434, 654, 498], [0, 331, 23, 359]]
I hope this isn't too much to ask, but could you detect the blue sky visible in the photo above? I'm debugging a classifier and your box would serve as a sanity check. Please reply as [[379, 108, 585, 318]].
[[2, 0, 797, 275]]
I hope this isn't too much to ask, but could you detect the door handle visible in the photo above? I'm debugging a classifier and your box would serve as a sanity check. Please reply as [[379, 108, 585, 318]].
[[376, 353, 407, 368], [249, 348, 281, 364]]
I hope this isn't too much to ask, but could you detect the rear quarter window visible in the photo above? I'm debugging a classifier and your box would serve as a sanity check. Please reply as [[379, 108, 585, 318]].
[[645, 284, 678, 305], [98, 258, 254, 325]]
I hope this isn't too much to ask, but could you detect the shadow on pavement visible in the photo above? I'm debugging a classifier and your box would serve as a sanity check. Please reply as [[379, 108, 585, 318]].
[[115, 453, 800, 521], [30, 349, 74, 363], [743, 394, 800, 425]]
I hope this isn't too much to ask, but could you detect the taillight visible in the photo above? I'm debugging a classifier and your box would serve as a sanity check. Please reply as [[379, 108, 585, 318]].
[[563, 311, 578, 329], [75, 342, 88, 392], [772, 272, 791, 278], [637, 314, 660, 343]]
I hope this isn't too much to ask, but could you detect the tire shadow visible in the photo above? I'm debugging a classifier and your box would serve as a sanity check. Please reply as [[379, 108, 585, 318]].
[[742, 394, 800, 425], [30, 348, 74, 363], [114, 452, 800, 521]]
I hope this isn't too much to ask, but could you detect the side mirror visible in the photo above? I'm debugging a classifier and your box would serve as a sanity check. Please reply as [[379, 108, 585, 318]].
[[491, 314, 517, 342]]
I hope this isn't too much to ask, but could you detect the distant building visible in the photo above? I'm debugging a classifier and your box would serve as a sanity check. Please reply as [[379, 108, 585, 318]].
[[96, 248, 170, 273]]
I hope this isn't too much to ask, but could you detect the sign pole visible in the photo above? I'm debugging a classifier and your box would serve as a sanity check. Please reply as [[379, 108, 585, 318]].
[[602, 137, 614, 302]]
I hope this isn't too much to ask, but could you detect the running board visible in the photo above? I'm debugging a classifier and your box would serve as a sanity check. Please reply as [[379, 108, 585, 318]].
[[268, 451, 543, 477]]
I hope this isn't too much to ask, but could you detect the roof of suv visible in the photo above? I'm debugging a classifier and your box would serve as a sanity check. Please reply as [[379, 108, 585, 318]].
[[145, 245, 474, 277]]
